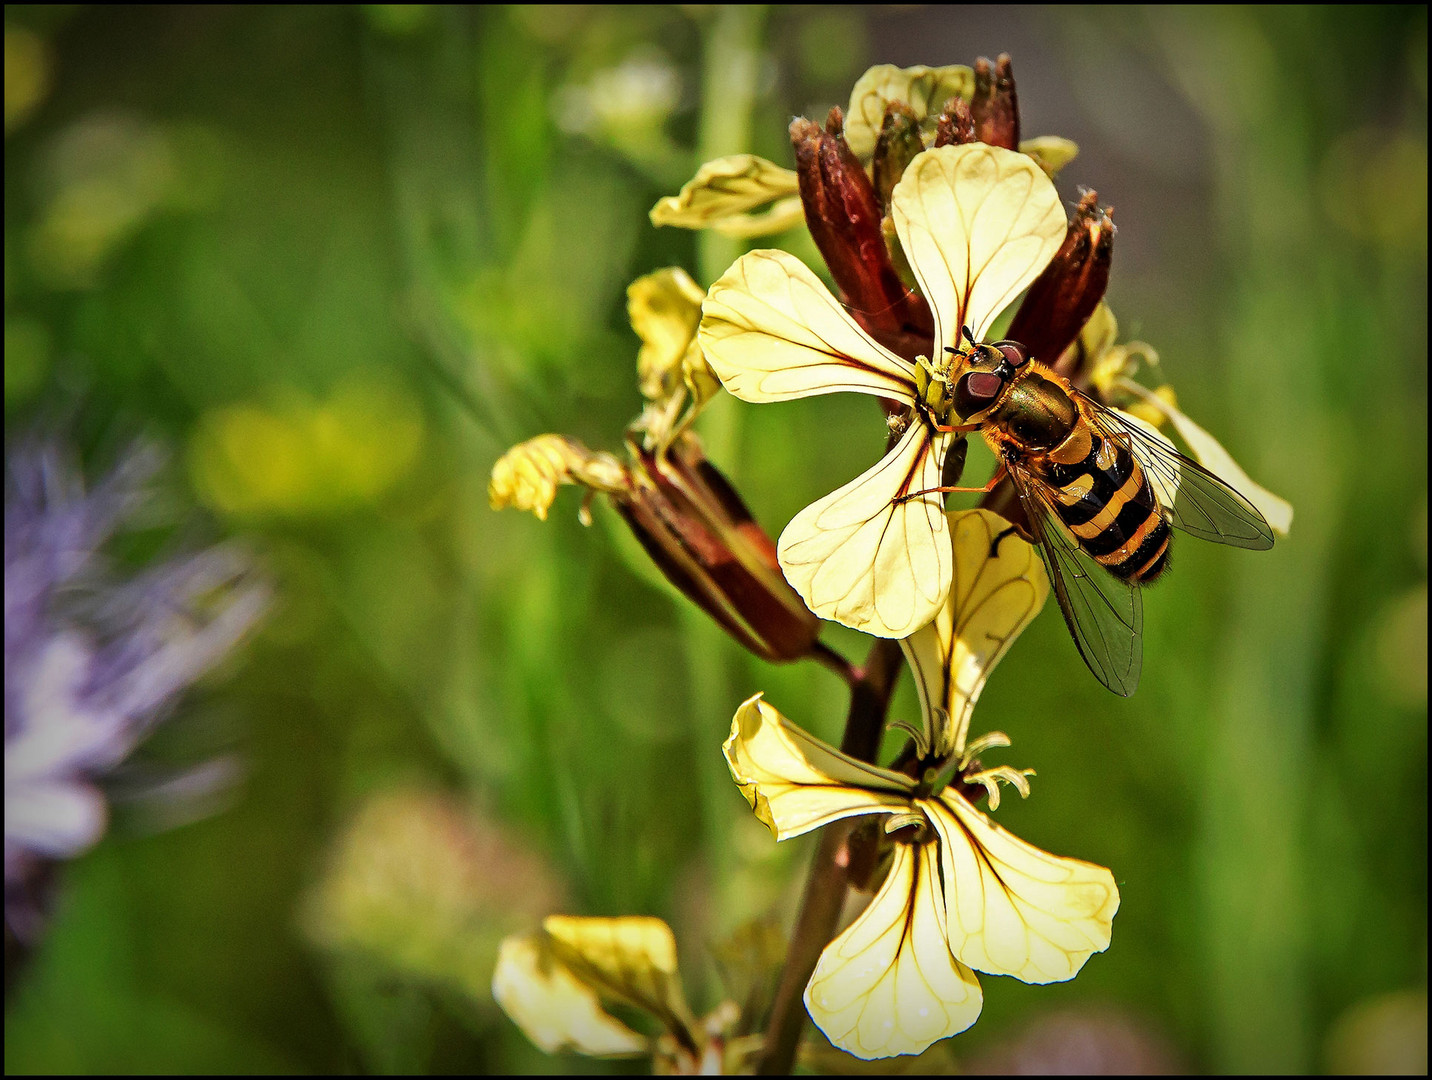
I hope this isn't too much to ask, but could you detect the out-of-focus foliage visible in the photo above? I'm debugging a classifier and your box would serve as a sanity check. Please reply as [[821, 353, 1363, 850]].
[[3, 5, 1425, 1075]]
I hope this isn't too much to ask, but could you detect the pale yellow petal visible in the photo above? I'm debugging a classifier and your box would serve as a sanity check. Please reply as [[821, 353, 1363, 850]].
[[488, 435, 629, 520], [891, 145, 1065, 357], [805, 839, 983, 1059], [1018, 136, 1080, 178], [544, 915, 695, 1037], [724, 695, 914, 841], [899, 510, 1049, 759], [699, 249, 918, 404], [778, 423, 953, 639], [925, 795, 1119, 985], [492, 933, 648, 1058], [844, 63, 975, 160], [628, 267, 706, 402], [650, 155, 802, 236], [708, 195, 805, 239], [1076, 301, 1123, 387], [1118, 381, 1293, 535]]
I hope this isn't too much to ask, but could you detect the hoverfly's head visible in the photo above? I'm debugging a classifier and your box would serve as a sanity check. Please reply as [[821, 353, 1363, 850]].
[[946, 327, 1031, 423]]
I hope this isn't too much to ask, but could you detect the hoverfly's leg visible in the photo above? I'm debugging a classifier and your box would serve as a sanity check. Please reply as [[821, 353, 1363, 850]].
[[898, 460, 1010, 504], [895, 473, 1007, 504], [933, 420, 983, 434]]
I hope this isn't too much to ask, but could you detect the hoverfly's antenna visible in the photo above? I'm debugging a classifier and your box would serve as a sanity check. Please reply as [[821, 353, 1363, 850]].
[[961, 324, 976, 347]]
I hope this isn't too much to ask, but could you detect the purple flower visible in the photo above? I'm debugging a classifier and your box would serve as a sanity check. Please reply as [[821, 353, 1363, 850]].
[[4, 442, 267, 942]]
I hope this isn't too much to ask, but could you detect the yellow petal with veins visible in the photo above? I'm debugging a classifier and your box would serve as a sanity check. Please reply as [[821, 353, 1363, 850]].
[[649, 155, 803, 237], [891, 145, 1065, 358], [492, 933, 648, 1057], [724, 695, 914, 841], [544, 915, 696, 1041], [844, 63, 975, 160], [805, 838, 983, 1059], [925, 794, 1119, 985], [1118, 381, 1293, 535], [778, 423, 953, 639], [699, 249, 919, 405], [899, 510, 1049, 759]]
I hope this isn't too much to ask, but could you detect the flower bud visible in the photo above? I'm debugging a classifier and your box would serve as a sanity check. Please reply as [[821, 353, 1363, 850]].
[[972, 54, 1019, 150], [1005, 190, 1115, 372], [871, 101, 925, 211], [789, 109, 934, 363], [619, 436, 820, 663], [934, 96, 977, 148], [491, 433, 819, 664]]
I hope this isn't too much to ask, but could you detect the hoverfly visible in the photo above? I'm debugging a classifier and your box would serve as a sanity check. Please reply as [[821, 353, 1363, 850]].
[[932, 327, 1274, 697]]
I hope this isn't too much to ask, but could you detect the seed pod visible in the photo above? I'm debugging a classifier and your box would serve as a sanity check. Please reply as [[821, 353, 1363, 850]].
[[972, 54, 1020, 150], [789, 109, 934, 364], [1005, 190, 1115, 373]]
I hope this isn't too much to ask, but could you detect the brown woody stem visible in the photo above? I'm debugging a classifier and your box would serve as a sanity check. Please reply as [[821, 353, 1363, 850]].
[[756, 636, 904, 1074], [809, 639, 860, 687]]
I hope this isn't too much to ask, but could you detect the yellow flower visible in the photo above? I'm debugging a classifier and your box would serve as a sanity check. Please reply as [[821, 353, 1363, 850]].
[[628, 266, 721, 449], [1073, 303, 1294, 536], [650, 60, 1080, 245], [698, 144, 1067, 637], [840, 61, 1077, 174], [648, 154, 805, 239], [492, 915, 762, 1073], [723, 511, 1117, 1059]]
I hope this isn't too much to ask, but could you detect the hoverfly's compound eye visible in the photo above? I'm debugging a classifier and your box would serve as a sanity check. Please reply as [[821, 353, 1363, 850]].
[[953, 369, 1006, 417], [993, 341, 1031, 369]]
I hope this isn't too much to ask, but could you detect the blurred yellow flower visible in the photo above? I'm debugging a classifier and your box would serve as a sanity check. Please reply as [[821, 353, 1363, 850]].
[[493, 915, 763, 1073], [698, 144, 1066, 637], [300, 788, 563, 1003], [4, 25, 50, 135], [190, 377, 424, 519]]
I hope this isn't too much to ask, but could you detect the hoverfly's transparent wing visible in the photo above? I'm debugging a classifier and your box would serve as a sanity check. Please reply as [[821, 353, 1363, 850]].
[[1082, 394, 1275, 550], [1006, 462, 1143, 697]]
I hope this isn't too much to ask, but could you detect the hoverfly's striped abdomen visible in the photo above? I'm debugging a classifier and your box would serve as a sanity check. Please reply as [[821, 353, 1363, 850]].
[[1041, 430, 1171, 583]]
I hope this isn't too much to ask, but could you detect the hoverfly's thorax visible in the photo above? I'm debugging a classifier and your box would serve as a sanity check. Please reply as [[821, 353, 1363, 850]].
[[989, 367, 1079, 450]]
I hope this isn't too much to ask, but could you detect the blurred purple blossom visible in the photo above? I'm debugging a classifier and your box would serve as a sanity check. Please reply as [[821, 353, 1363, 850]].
[[4, 441, 267, 943], [961, 1006, 1183, 1075]]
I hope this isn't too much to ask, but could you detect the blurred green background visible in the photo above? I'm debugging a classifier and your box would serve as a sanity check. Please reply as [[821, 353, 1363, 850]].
[[4, 4, 1425, 1074]]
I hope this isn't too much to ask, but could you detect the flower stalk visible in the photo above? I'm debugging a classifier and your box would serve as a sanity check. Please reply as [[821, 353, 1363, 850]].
[[756, 636, 904, 1075]]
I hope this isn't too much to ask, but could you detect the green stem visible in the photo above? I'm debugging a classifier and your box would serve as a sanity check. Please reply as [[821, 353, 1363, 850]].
[[680, 1, 769, 940], [757, 637, 904, 1075], [696, 5, 768, 289]]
